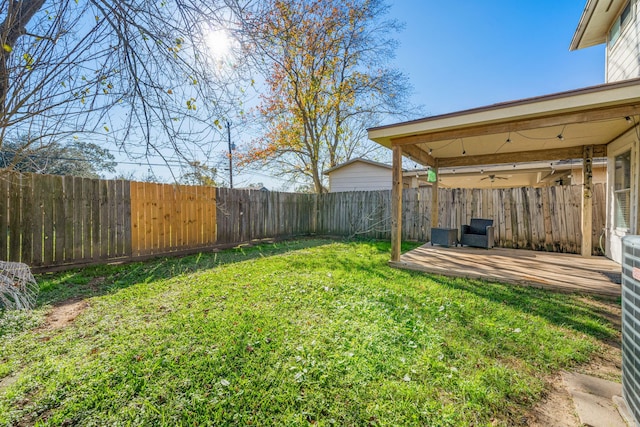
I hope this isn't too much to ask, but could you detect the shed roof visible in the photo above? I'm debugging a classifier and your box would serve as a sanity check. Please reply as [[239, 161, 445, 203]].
[[323, 157, 392, 175]]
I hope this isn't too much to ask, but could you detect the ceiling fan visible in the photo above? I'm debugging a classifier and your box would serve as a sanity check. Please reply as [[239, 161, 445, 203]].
[[480, 174, 508, 183]]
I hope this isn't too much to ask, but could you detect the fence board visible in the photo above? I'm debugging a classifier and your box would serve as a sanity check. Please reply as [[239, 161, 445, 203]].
[[20, 175, 34, 263], [570, 186, 582, 254], [89, 179, 100, 260], [41, 175, 55, 265], [30, 177, 43, 266], [7, 174, 21, 262], [0, 175, 9, 261], [80, 178, 91, 260]]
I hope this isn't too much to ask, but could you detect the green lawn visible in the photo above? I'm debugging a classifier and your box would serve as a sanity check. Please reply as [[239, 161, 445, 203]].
[[0, 240, 620, 426]]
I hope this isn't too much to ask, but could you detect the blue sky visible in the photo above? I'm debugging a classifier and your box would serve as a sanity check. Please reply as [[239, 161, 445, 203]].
[[233, 0, 608, 189], [115, 1, 608, 188], [387, 1, 605, 118]]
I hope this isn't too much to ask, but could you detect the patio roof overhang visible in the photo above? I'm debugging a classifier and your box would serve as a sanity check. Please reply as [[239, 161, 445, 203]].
[[368, 78, 640, 170], [368, 78, 640, 262]]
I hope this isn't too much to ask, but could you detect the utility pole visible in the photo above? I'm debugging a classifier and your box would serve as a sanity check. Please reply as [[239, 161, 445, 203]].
[[226, 121, 233, 188]]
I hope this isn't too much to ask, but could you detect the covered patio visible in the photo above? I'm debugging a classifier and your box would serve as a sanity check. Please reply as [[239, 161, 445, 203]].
[[393, 244, 621, 297], [368, 78, 640, 292]]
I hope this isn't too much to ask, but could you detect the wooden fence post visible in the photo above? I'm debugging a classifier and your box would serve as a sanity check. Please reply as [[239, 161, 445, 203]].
[[391, 146, 403, 262], [582, 145, 593, 257]]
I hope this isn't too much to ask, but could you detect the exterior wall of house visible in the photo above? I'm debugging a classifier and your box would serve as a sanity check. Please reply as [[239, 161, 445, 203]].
[[606, 0, 640, 82], [327, 162, 392, 192], [606, 128, 639, 263]]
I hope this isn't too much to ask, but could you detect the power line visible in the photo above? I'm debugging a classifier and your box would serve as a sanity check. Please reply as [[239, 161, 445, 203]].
[[1, 152, 189, 168]]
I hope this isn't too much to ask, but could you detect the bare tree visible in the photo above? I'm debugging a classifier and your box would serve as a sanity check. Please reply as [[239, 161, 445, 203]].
[[0, 0, 246, 176]]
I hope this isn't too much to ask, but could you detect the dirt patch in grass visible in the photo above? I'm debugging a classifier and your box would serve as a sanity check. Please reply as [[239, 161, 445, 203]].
[[527, 371, 580, 427], [527, 298, 622, 426], [37, 298, 89, 331], [0, 374, 18, 391], [35, 277, 104, 332]]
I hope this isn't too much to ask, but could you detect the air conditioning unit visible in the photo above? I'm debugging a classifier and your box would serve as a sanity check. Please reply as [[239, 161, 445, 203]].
[[622, 235, 640, 426]]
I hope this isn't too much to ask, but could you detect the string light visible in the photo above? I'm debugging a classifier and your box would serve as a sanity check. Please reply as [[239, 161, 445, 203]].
[[568, 159, 573, 180]]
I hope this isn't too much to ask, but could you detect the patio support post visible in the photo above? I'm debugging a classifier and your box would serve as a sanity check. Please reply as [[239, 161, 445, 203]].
[[582, 145, 594, 257], [391, 145, 403, 262], [431, 165, 439, 229]]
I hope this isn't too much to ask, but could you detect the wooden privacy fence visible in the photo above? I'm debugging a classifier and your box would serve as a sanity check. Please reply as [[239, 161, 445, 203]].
[[0, 173, 318, 268], [315, 184, 606, 254], [0, 172, 607, 270]]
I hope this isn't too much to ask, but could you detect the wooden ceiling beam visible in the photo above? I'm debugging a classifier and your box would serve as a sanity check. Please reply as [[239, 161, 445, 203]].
[[390, 104, 640, 146], [437, 145, 607, 168], [401, 144, 437, 167]]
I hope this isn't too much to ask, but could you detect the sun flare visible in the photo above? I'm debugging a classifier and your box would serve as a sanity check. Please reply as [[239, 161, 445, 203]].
[[205, 29, 233, 59]]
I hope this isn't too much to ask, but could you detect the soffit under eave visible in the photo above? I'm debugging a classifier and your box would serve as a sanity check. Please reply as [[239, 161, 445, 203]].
[[391, 115, 640, 168], [570, 0, 627, 50], [369, 80, 640, 148], [389, 103, 640, 151]]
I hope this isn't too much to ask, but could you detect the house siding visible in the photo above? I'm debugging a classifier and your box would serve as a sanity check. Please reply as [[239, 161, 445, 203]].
[[328, 162, 392, 192], [606, 0, 640, 82], [606, 129, 638, 263]]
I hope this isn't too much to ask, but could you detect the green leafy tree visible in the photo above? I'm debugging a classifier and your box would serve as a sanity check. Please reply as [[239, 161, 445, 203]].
[[0, 135, 116, 177], [179, 161, 218, 186], [230, 0, 414, 193]]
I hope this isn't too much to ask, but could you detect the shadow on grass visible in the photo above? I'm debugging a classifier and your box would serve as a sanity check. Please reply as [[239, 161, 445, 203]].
[[34, 238, 337, 308], [428, 272, 620, 343]]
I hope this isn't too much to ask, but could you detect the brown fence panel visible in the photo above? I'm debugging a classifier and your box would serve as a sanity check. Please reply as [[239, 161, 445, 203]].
[[7, 174, 21, 261], [0, 173, 131, 266], [215, 188, 313, 245], [0, 175, 8, 261], [315, 189, 428, 240], [432, 184, 606, 255], [129, 182, 216, 257]]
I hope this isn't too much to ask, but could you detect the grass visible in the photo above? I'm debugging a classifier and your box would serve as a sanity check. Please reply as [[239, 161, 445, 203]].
[[0, 239, 620, 426]]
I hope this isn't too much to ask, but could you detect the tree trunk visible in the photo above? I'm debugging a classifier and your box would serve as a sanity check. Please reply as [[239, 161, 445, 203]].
[[0, 0, 46, 122]]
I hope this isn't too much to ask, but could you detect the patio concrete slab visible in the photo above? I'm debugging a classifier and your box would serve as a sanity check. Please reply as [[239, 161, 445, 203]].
[[391, 244, 621, 297], [562, 371, 629, 427]]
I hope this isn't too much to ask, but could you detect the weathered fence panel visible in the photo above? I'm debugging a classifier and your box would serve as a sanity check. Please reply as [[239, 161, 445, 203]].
[[435, 184, 606, 254], [215, 188, 314, 244], [0, 173, 130, 266]]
